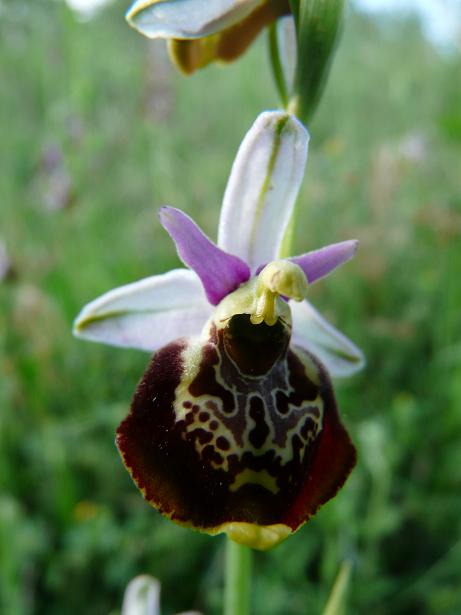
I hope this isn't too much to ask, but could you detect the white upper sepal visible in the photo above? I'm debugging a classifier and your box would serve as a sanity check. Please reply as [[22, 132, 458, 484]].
[[126, 0, 262, 39], [73, 269, 212, 351], [290, 300, 365, 378], [218, 111, 309, 272]]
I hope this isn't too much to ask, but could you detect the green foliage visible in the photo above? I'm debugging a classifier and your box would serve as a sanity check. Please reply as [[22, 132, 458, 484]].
[[1, 3, 461, 614]]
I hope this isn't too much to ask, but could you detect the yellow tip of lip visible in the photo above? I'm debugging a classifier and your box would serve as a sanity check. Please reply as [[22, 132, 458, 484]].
[[218, 522, 292, 550]]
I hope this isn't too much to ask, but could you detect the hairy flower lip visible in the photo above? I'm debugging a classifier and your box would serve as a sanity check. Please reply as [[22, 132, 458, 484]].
[[116, 324, 357, 548]]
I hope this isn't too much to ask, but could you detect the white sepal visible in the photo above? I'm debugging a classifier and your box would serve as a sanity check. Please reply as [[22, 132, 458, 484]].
[[218, 111, 309, 271], [290, 300, 365, 378], [73, 269, 212, 351]]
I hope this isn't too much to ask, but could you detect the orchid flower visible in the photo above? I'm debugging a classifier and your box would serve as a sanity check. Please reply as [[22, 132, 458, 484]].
[[126, 0, 291, 74], [74, 111, 363, 550]]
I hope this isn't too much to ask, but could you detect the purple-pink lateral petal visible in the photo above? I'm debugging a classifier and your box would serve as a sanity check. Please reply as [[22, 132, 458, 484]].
[[160, 207, 251, 305], [290, 240, 358, 285]]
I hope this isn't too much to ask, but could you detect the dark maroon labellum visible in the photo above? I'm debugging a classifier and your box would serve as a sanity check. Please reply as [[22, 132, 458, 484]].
[[116, 314, 356, 539]]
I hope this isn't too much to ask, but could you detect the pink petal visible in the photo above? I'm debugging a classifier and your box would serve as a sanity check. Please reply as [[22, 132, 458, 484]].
[[160, 207, 250, 305], [290, 240, 358, 284]]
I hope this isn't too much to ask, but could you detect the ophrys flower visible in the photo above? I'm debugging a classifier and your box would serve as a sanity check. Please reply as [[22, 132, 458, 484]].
[[126, 0, 291, 73], [74, 111, 363, 549]]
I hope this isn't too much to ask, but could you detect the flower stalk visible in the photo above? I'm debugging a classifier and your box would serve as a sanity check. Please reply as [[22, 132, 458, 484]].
[[268, 22, 289, 108], [224, 538, 252, 615], [321, 559, 352, 615]]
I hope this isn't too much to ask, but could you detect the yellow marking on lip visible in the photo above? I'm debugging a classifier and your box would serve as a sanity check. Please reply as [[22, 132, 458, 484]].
[[230, 468, 278, 493]]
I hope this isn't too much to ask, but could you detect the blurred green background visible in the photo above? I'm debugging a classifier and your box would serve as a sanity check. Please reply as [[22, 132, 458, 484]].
[[1, 1, 461, 613]]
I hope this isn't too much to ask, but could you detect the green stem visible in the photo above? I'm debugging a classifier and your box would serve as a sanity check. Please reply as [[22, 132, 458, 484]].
[[268, 23, 289, 108], [289, 0, 300, 26], [321, 559, 352, 615], [224, 538, 252, 615]]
